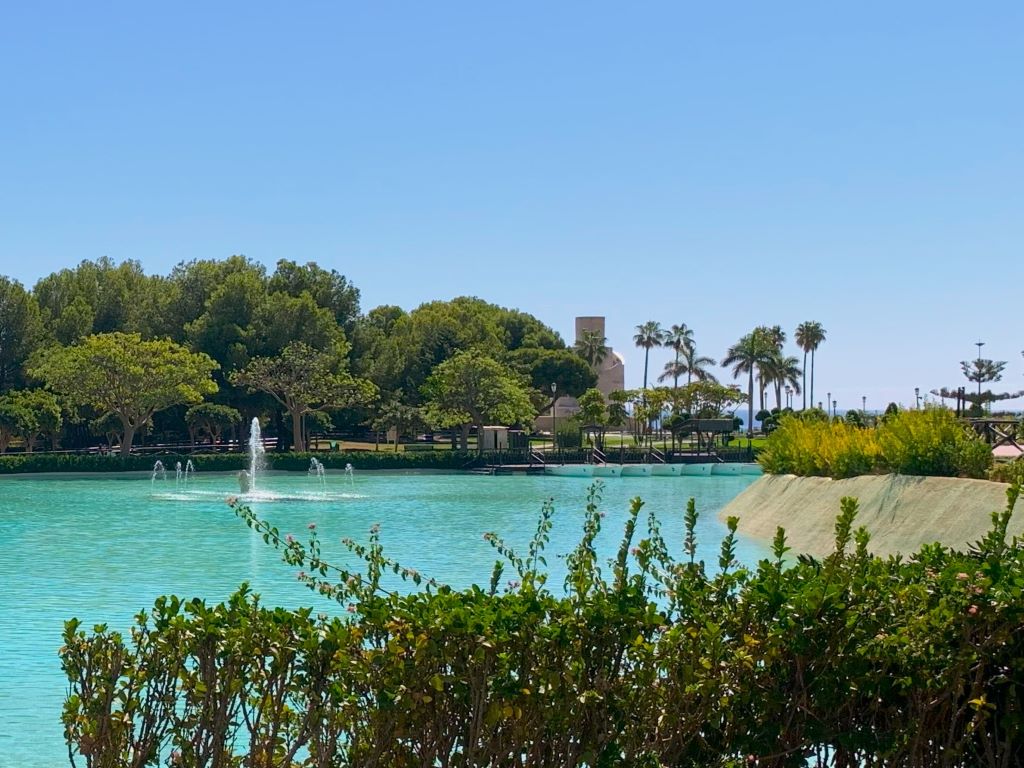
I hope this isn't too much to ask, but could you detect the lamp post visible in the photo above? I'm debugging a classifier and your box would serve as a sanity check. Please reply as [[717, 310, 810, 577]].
[[974, 340, 985, 400], [862, 395, 867, 418], [785, 385, 792, 409], [914, 387, 921, 409], [550, 382, 558, 452], [833, 399, 837, 418], [827, 392, 831, 417]]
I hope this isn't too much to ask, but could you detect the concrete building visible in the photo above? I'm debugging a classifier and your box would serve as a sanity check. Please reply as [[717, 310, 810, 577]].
[[538, 316, 624, 433]]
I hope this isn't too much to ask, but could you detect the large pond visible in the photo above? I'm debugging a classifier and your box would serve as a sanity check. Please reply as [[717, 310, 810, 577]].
[[0, 469, 761, 767]]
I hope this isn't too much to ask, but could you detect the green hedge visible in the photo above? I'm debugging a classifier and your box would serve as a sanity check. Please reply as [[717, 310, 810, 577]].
[[0, 449, 477, 474], [62, 485, 1024, 766]]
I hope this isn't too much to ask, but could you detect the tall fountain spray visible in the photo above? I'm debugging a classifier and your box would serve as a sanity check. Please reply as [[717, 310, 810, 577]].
[[308, 457, 326, 495], [151, 460, 167, 492], [248, 417, 266, 492]]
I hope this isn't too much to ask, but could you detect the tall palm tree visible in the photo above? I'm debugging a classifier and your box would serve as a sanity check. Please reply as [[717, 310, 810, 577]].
[[662, 324, 695, 390], [762, 351, 802, 410], [753, 325, 784, 412], [795, 321, 826, 410], [633, 321, 664, 390], [723, 330, 773, 436], [574, 330, 609, 370]]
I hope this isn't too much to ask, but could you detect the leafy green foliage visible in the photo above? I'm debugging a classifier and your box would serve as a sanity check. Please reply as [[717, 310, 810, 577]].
[[0, 276, 43, 392], [878, 407, 993, 478], [29, 332, 219, 456], [422, 350, 537, 449], [762, 407, 993, 479], [0, 388, 61, 452], [231, 341, 377, 452], [62, 483, 1024, 766], [184, 403, 241, 445]]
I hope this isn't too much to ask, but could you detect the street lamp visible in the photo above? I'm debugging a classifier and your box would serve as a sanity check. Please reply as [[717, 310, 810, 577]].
[[550, 382, 558, 451], [914, 387, 921, 409], [784, 385, 792, 409], [833, 399, 837, 417], [974, 341, 985, 400], [862, 395, 866, 415], [827, 392, 831, 417]]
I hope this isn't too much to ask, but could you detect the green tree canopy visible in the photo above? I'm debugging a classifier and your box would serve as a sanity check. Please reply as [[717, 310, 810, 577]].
[[0, 389, 62, 453], [230, 341, 377, 452], [0, 277, 44, 393], [422, 350, 537, 451], [267, 259, 361, 331], [364, 297, 562, 403], [508, 348, 597, 412], [185, 403, 242, 446], [32, 257, 169, 343], [29, 333, 218, 456]]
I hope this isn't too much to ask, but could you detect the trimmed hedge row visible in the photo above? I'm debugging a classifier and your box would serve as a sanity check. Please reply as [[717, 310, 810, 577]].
[[0, 449, 477, 474]]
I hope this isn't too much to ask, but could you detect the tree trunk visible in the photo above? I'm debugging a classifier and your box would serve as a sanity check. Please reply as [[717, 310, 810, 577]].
[[460, 423, 470, 452], [25, 436, 35, 454], [643, 349, 650, 389], [291, 410, 304, 453], [810, 350, 816, 409], [802, 350, 808, 410], [120, 421, 136, 458], [775, 382, 782, 410], [747, 369, 754, 437]]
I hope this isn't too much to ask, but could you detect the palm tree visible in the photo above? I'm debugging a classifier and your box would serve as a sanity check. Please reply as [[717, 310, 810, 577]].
[[633, 321, 664, 390], [752, 325, 784, 412], [574, 330, 609, 370], [795, 321, 826, 410], [723, 330, 773, 436], [762, 351, 802, 410], [659, 347, 719, 386], [661, 324, 694, 390]]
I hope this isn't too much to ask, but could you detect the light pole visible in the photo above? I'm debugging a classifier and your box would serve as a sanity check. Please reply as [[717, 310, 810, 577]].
[[785, 385, 792, 409], [833, 399, 837, 418], [550, 382, 558, 452], [827, 392, 831, 417], [974, 340, 985, 400], [914, 387, 921, 409]]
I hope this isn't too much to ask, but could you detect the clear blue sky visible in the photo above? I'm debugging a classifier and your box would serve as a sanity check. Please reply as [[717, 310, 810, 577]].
[[1, 2, 1021, 411]]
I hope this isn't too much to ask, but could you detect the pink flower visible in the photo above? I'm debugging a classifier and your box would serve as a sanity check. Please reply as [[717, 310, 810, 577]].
[[308, 522, 317, 530], [297, 571, 307, 579], [226, 496, 237, 506], [285, 534, 294, 543], [968, 605, 979, 616], [347, 604, 357, 613], [956, 572, 969, 581]]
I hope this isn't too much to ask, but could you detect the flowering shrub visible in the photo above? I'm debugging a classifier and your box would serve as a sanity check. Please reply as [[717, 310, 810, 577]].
[[760, 408, 993, 479], [62, 483, 1024, 766]]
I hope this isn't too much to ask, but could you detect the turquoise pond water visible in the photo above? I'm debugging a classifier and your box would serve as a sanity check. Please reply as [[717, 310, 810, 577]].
[[0, 469, 760, 767]]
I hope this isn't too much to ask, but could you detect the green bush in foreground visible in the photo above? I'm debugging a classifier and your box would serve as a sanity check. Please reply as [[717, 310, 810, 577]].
[[760, 407, 993, 479], [62, 483, 1024, 766]]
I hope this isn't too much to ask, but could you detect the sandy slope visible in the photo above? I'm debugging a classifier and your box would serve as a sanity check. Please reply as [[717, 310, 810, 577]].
[[720, 474, 1022, 557]]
